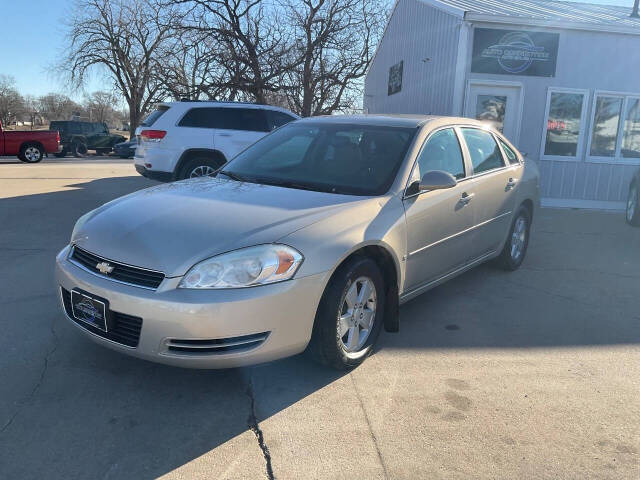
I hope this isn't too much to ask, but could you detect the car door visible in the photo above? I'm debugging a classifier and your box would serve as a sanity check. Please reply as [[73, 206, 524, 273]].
[[213, 108, 270, 159], [176, 107, 217, 150], [458, 127, 521, 258], [402, 127, 475, 293]]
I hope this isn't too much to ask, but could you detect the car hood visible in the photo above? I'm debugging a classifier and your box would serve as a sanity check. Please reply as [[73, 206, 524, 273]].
[[72, 177, 369, 277]]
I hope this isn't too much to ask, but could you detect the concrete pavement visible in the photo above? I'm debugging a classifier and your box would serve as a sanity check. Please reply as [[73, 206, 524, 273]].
[[0, 159, 638, 479]]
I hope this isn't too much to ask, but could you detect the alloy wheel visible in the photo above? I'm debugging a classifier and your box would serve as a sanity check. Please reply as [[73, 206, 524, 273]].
[[24, 147, 41, 162], [510, 215, 527, 261], [189, 165, 216, 178], [337, 276, 377, 353]]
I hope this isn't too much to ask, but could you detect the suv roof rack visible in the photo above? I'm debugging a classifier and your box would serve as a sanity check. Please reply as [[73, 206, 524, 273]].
[[178, 98, 258, 105]]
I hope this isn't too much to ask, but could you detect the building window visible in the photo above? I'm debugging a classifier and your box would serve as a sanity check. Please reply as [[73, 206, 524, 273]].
[[388, 61, 403, 96], [587, 92, 640, 163], [590, 96, 622, 157], [621, 98, 640, 158], [541, 89, 588, 159]]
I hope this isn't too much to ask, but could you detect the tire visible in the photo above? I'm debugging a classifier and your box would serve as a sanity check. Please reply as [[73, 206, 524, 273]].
[[71, 142, 88, 158], [626, 182, 640, 227], [19, 144, 44, 163], [308, 257, 385, 369], [178, 157, 224, 180], [495, 204, 531, 271]]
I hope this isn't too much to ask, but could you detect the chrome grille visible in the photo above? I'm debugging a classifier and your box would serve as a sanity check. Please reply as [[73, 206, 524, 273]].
[[70, 245, 165, 290]]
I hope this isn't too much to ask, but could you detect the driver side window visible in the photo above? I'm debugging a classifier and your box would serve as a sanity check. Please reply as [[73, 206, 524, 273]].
[[414, 128, 465, 181]]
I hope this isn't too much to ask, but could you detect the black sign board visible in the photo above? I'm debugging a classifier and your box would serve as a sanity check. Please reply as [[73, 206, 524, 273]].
[[388, 61, 403, 96], [471, 28, 559, 77]]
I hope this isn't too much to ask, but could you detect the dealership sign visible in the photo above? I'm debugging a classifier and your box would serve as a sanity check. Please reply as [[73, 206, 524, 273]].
[[471, 28, 559, 77]]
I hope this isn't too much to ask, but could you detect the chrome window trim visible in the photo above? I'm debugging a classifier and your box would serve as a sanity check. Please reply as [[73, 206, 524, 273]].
[[67, 245, 164, 291]]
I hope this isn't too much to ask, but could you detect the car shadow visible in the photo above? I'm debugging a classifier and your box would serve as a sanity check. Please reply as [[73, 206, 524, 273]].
[[0, 177, 639, 478]]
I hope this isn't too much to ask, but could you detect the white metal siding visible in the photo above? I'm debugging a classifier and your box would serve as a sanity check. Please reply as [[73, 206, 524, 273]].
[[364, 0, 461, 115], [466, 26, 640, 204]]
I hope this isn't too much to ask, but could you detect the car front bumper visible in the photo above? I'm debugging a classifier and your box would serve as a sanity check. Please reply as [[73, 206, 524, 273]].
[[55, 245, 329, 368]]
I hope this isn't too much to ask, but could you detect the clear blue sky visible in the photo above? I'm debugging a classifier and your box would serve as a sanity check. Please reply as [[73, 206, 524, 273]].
[[1, 0, 636, 100]]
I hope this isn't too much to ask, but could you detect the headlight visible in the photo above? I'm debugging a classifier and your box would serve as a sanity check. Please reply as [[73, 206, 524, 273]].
[[179, 244, 303, 289]]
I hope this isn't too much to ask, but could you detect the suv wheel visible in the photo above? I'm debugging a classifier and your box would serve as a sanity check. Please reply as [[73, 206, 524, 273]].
[[72, 142, 88, 158], [308, 257, 385, 369], [19, 144, 44, 163], [179, 157, 224, 180]]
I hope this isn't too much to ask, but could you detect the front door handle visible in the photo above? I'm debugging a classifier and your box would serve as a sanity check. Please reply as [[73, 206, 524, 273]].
[[460, 192, 475, 205], [506, 178, 518, 190]]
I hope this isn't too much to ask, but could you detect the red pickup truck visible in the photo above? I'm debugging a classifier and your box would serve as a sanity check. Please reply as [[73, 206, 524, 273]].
[[0, 121, 61, 163]]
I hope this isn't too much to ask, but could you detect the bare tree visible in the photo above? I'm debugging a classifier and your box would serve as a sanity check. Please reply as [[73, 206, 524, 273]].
[[60, 0, 179, 136], [38, 93, 82, 122], [175, 0, 295, 103], [284, 0, 385, 117], [0, 75, 25, 127], [84, 90, 119, 124]]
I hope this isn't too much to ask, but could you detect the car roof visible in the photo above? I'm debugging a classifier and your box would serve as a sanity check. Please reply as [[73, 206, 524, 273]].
[[295, 114, 489, 129]]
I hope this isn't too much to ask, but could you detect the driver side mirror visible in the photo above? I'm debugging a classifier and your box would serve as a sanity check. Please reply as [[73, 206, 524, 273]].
[[419, 170, 457, 191]]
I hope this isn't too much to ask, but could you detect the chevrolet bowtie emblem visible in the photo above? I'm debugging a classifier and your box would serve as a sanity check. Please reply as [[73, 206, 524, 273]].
[[96, 261, 115, 274]]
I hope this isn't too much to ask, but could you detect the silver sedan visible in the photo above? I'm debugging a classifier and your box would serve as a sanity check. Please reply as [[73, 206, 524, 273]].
[[55, 115, 540, 369]]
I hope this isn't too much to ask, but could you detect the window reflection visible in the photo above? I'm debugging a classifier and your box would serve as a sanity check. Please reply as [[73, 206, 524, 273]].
[[590, 96, 622, 157], [622, 98, 640, 158], [475, 95, 506, 132], [544, 92, 584, 157]]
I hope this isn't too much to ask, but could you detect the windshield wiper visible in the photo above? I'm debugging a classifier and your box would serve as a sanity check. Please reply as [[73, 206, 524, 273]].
[[218, 170, 247, 182], [261, 179, 336, 193]]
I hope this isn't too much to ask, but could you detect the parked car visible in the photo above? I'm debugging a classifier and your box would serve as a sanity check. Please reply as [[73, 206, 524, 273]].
[[114, 138, 137, 159], [627, 168, 640, 226], [133, 101, 299, 181], [56, 115, 539, 369], [49, 121, 126, 157], [0, 121, 60, 162]]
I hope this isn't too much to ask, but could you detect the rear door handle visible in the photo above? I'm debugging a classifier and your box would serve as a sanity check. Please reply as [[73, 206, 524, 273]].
[[460, 192, 475, 205], [506, 178, 518, 190], [218, 133, 232, 137]]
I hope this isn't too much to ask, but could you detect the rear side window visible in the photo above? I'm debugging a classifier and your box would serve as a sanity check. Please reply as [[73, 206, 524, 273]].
[[460, 128, 505, 174], [179, 107, 269, 132], [141, 106, 169, 127], [266, 110, 296, 130], [499, 139, 520, 165]]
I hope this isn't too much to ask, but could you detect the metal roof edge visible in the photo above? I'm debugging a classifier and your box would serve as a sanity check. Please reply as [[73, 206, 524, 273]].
[[417, 0, 466, 18], [466, 12, 640, 36]]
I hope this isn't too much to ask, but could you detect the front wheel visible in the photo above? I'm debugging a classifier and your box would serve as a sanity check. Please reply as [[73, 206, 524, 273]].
[[19, 144, 44, 163], [178, 157, 224, 180], [626, 183, 640, 227], [308, 257, 385, 369], [495, 205, 531, 271]]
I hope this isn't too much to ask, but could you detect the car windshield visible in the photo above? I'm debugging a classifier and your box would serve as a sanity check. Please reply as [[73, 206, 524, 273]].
[[221, 123, 417, 195]]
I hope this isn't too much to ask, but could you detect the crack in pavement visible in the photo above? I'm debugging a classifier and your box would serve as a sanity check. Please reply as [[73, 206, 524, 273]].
[[350, 373, 389, 480], [0, 316, 58, 435], [246, 370, 275, 480]]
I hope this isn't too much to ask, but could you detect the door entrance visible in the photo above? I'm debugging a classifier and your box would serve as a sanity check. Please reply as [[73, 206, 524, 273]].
[[465, 81, 523, 146]]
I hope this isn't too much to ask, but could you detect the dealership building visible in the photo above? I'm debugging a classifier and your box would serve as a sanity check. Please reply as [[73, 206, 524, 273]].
[[364, 0, 640, 209]]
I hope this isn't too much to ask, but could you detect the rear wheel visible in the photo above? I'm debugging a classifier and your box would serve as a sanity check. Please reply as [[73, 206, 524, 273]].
[[495, 205, 531, 271], [308, 257, 385, 369], [178, 157, 224, 180], [71, 142, 88, 158], [19, 144, 44, 163], [627, 182, 640, 227]]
